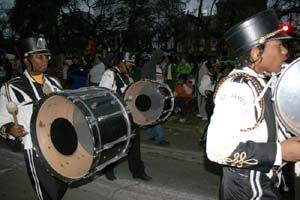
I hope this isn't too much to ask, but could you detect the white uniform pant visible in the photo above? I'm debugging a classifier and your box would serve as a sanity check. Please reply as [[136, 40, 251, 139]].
[[197, 94, 207, 118]]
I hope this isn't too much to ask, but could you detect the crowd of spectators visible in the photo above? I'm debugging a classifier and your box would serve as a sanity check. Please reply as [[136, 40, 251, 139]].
[[0, 46, 237, 124]]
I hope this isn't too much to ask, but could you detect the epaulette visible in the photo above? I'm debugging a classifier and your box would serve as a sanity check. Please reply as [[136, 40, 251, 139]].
[[6, 76, 22, 84], [5, 76, 25, 90]]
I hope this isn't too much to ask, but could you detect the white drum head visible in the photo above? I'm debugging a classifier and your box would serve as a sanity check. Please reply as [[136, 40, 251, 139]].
[[274, 57, 300, 135]]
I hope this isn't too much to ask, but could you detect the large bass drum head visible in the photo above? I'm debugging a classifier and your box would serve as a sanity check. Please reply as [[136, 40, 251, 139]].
[[124, 80, 164, 126], [31, 94, 94, 181], [274, 57, 300, 136]]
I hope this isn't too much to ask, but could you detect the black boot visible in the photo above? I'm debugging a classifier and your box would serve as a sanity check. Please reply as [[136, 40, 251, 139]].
[[133, 172, 152, 181], [104, 168, 117, 181]]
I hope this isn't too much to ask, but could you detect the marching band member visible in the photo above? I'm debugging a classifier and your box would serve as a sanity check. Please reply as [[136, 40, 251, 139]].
[[206, 9, 300, 199], [0, 35, 67, 199], [99, 52, 152, 181]]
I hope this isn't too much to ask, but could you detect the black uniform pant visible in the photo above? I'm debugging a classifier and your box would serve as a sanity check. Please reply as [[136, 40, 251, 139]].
[[24, 149, 68, 200], [103, 128, 145, 177], [127, 128, 145, 176], [220, 167, 281, 200]]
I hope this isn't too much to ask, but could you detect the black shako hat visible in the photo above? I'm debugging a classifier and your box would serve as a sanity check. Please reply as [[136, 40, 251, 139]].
[[19, 34, 51, 58], [224, 9, 291, 58]]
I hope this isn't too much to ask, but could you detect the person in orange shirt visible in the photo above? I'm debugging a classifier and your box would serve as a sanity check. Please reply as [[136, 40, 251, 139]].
[[173, 74, 193, 122]]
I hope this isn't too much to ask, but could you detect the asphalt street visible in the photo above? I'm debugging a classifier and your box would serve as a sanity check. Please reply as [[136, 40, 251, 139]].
[[0, 143, 220, 200], [0, 111, 222, 200], [0, 113, 299, 200]]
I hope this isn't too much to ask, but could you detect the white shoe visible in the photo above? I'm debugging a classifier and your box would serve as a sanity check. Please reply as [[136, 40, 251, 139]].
[[179, 118, 186, 123], [202, 117, 208, 121], [196, 114, 202, 118], [175, 107, 181, 113]]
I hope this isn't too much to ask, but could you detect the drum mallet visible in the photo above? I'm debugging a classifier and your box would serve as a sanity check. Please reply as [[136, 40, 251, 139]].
[[7, 102, 26, 138], [6, 102, 19, 125]]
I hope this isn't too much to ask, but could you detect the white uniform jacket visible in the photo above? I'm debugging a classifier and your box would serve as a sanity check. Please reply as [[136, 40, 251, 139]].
[[99, 67, 133, 94], [206, 67, 287, 174], [198, 73, 215, 96], [0, 70, 62, 149]]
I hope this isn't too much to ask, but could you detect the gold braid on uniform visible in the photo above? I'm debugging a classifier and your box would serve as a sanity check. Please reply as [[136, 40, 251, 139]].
[[0, 126, 8, 139], [214, 72, 265, 132], [225, 152, 258, 168]]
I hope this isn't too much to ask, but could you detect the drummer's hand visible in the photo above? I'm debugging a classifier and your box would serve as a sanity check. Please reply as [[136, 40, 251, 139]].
[[281, 137, 300, 162], [9, 124, 26, 138]]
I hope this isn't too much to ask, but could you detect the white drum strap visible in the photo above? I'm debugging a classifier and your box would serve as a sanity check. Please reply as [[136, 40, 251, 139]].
[[0, 83, 12, 139], [4, 82, 23, 142], [4, 82, 12, 102]]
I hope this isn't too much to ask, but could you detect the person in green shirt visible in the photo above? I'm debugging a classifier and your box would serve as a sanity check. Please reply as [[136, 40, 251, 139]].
[[177, 55, 192, 77]]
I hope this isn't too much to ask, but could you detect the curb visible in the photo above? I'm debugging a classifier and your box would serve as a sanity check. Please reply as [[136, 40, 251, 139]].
[[162, 124, 203, 133]]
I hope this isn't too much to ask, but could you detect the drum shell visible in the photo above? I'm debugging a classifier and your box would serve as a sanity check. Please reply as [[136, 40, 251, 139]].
[[30, 86, 133, 184]]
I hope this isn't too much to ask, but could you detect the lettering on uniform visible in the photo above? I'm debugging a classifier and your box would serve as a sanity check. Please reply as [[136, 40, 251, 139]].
[[230, 93, 246, 105], [219, 94, 227, 101]]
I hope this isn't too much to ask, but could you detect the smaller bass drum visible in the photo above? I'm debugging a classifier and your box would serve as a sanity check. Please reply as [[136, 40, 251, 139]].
[[274, 57, 300, 136], [124, 80, 174, 127], [30, 86, 133, 185]]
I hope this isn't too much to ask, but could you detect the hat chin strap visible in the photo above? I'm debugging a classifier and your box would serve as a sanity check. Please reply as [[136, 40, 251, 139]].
[[27, 56, 35, 73], [249, 56, 264, 73], [124, 63, 131, 74], [248, 44, 265, 70]]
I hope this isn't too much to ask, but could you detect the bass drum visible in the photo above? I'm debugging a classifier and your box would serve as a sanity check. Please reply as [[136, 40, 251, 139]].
[[124, 80, 174, 127], [30, 86, 133, 185], [274, 57, 300, 136]]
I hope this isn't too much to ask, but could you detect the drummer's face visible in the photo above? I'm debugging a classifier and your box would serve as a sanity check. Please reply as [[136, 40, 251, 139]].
[[119, 61, 129, 74], [25, 54, 49, 75], [261, 40, 288, 73]]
